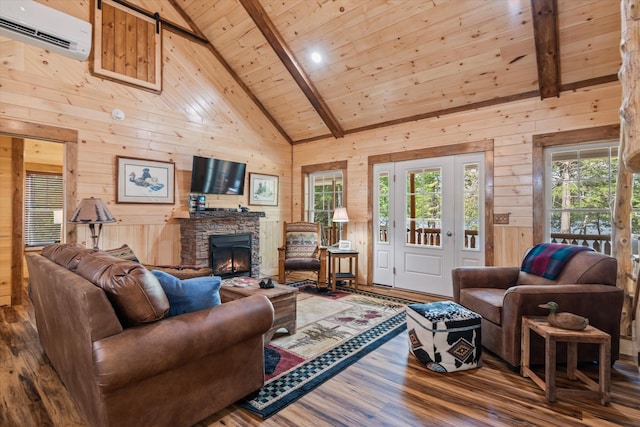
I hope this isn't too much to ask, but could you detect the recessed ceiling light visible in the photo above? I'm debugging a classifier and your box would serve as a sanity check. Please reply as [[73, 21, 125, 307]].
[[311, 52, 322, 63]]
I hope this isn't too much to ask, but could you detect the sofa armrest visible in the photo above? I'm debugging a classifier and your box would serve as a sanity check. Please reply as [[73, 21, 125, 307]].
[[500, 284, 624, 365], [92, 294, 274, 392], [451, 266, 520, 302]]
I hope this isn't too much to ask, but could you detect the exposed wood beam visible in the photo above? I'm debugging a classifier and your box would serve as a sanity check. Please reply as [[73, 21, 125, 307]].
[[619, 0, 640, 171], [531, 0, 561, 99], [167, 0, 293, 144], [560, 74, 619, 92], [615, 0, 640, 341], [239, 0, 345, 139]]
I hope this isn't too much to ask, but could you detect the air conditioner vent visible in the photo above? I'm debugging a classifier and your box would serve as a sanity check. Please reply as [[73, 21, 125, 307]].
[[0, 1, 91, 61], [0, 18, 71, 50]]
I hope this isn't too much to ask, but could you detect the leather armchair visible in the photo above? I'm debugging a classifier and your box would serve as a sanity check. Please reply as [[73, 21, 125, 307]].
[[452, 248, 623, 369], [278, 221, 327, 286]]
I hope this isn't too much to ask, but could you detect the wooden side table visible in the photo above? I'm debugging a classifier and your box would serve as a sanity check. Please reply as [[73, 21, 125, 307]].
[[521, 316, 611, 405], [327, 248, 358, 292]]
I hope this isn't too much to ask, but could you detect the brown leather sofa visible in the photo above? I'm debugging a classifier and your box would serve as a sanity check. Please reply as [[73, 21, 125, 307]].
[[26, 244, 274, 427], [452, 248, 623, 369]]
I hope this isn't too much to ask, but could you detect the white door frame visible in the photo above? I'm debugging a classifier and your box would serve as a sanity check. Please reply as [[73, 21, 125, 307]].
[[372, 152, 486, 296]]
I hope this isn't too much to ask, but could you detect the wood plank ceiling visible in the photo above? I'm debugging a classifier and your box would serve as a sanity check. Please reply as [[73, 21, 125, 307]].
[[160, 0, 621, 144]]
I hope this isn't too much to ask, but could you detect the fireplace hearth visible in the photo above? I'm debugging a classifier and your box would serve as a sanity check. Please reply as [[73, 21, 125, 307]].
[[210, 233, 252, 278]]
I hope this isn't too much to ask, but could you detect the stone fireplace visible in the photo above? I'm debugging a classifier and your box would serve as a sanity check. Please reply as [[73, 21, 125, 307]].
[[179, 211, 265, 278], [209, 233, 252, 278]]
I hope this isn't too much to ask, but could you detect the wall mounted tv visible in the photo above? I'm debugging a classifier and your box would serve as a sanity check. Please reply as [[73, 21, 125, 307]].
[[190, 155, 247, 195]]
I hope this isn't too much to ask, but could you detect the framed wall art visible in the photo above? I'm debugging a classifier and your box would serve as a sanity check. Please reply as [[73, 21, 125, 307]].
[[116, 156, 175, 204], [249, 173, 278, 206], [338, 240, 352, 250]]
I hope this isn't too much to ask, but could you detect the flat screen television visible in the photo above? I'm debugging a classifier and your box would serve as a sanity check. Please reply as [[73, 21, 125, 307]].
[[190, 155, 246, 195]]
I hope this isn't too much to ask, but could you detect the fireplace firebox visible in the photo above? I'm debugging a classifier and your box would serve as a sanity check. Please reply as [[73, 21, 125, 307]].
[[209, 233, 252, 278]]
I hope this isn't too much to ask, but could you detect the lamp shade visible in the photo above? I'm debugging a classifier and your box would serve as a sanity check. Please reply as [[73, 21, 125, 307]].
[[332, 207, 349, 223], [69, 197, 116, 224]]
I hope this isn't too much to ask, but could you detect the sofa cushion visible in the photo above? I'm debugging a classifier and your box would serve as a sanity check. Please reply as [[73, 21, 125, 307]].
[[284, 257, 321, 270], [459, 288, 505, 325], [42, 242, 84, 259], [518, 250, 617, 286], [103, 244, 140, 263], [76, 253, 169, 326], [151, 270, 222, 317], [42, 243, 98, 271], [146, 265, 213, 280]]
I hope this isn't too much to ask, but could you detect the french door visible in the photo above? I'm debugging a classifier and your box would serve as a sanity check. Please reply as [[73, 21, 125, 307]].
[[373, 153, 484, 296]]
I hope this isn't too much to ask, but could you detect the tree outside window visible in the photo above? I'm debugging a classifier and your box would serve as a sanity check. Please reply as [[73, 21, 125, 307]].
[[546, 143, 639, 252]]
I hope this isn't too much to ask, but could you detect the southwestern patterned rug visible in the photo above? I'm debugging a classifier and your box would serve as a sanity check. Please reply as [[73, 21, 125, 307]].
[[239, 282, 416, 419]]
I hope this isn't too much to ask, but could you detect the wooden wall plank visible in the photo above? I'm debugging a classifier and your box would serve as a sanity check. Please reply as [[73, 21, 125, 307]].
[[0, 136, 13, 306], [0, 3, 291, 305], [293, 83, 620, 285]]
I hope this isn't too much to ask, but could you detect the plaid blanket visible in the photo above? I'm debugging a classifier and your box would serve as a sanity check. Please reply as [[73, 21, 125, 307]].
[[521, 243, 593, 280]]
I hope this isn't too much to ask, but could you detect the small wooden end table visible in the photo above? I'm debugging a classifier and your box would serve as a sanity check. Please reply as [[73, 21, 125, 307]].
[[521, 316, 611, 405], [327, 247, 359, 292], [220, 279, 297, 344]]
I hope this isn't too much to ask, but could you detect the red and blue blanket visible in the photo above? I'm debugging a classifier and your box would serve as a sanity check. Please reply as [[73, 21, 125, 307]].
[[521, 243, 593, 280]]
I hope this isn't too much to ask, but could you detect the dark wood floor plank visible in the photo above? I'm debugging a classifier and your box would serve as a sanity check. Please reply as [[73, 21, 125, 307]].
[[1, 278, 639, 427]]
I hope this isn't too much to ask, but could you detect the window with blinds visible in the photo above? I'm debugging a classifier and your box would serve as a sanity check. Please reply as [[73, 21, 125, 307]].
[[25, 172, 63, 247]]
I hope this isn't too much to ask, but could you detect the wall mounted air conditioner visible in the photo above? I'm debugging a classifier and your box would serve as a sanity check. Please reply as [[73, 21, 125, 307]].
[[0, 0, 91, 61]]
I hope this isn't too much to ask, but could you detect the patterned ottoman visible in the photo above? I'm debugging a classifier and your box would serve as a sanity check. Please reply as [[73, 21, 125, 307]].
[[406, 301, 482, 373]]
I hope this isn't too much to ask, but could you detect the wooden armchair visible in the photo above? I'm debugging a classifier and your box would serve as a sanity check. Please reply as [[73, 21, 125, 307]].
[[278, 222, 327, 286]]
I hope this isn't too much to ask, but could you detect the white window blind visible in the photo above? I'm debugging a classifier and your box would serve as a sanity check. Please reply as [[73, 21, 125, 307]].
[[25, 172, 63, 247]]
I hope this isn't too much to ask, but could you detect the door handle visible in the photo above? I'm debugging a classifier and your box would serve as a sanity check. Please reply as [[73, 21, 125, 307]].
[[446, 231, 452, 237]]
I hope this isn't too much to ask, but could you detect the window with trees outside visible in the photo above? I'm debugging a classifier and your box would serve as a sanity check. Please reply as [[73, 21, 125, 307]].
[[308, 170, 344, 245], [24, 172, 63, 247], [545, 142, 640, 254]]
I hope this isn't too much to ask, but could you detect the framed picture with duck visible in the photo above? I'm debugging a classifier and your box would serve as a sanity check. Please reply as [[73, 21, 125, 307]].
[[116, 156, 175, 204]]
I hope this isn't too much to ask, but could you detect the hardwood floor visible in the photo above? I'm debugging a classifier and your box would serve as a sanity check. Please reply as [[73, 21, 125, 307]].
[[1, 279, 639, 427]]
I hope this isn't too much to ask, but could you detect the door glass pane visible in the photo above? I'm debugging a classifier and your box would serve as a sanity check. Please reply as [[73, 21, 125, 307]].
[[463, 163, 480, 250], [406, 167, 441, 247], [377, 171, 389, 243]]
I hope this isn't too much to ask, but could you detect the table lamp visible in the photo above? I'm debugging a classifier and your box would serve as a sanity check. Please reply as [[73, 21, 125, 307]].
[[69, 197, 116, 249], [332, 207, 349, 241]]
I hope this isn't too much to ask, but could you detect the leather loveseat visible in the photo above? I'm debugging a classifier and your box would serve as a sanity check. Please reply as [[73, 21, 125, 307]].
[[26, 243, 274, 427], [452, 245, 623, 369]]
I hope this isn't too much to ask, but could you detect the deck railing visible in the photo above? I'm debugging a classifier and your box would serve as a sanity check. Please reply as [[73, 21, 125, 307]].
[[549, 233, 612, 255], [378, 227, 612, 254], [378, 227, 478, 248]]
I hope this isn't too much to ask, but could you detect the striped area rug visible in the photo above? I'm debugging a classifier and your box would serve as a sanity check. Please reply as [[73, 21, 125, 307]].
[[239, 282, 417, 419]]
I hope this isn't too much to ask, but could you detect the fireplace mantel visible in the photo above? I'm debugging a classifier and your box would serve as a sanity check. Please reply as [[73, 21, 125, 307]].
[[187, 211, 266, 219], [179, 211, 265, 277]]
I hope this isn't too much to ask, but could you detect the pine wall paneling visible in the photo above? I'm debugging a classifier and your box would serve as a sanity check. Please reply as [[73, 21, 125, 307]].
[[0, 1, 625, 297], [0, 136, 15, 306], [0, 1, 292, 305], [292, 83, 622, 285]]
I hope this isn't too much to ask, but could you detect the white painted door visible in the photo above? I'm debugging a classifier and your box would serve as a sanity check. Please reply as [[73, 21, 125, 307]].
[[373, 163, 394, 286], [372, 154, 484, 297]]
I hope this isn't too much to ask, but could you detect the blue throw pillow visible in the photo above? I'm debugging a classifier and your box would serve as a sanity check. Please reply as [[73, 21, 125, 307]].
[[151, 270, 222, 317]]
